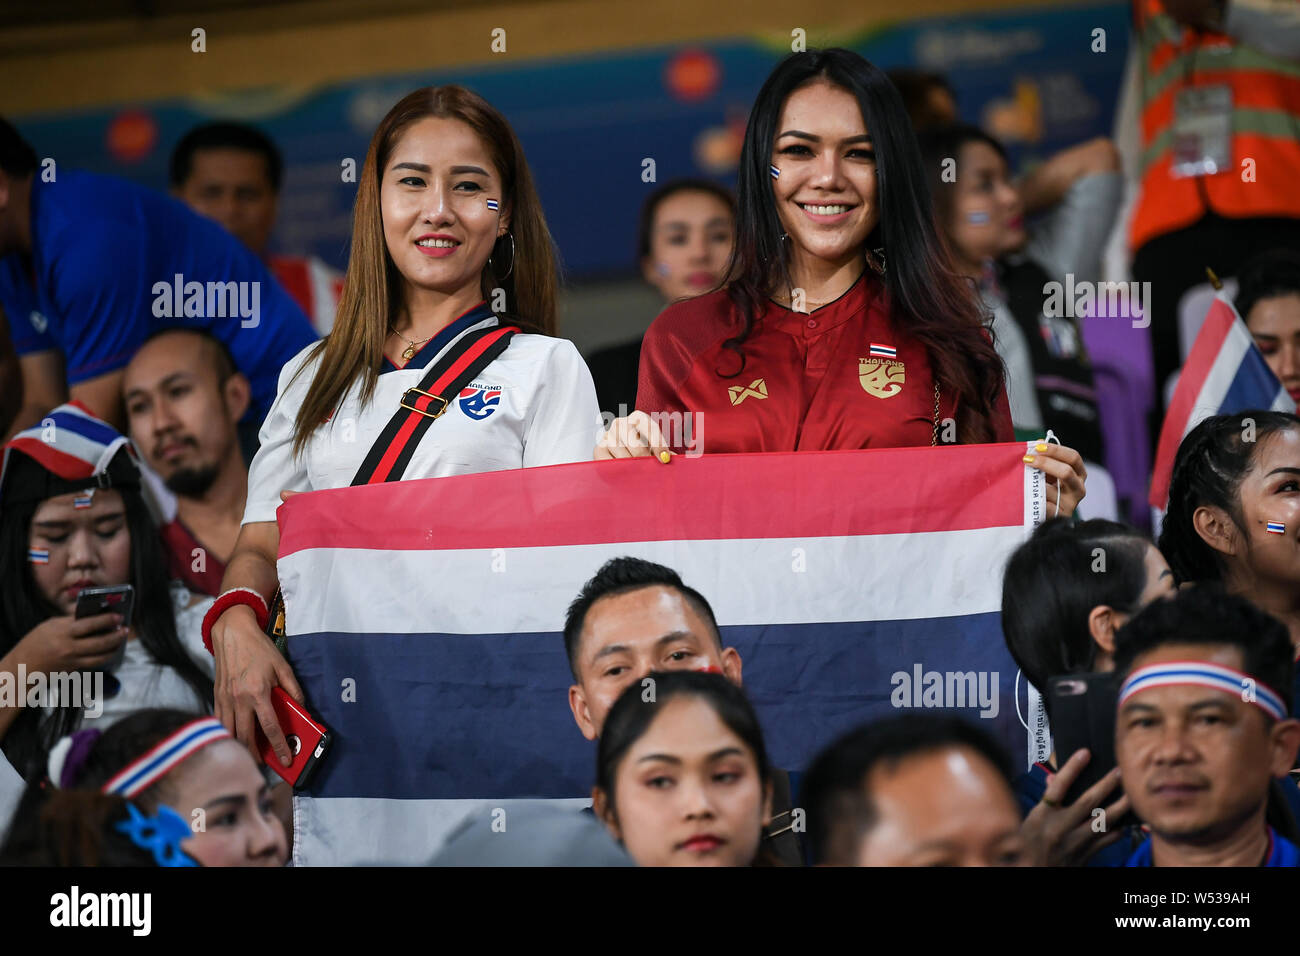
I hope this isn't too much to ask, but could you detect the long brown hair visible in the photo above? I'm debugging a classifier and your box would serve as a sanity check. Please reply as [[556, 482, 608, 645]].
[[727, 50, 1005, 444], [291, 85, 559, 456]]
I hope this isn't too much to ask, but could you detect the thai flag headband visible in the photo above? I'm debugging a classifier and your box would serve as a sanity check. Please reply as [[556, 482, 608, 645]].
[[1118, 661, 1287, 722], [0, 401, 165, 524], [101, 717, 231, 798]]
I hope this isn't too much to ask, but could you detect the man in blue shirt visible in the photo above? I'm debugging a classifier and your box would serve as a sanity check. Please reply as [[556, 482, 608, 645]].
[[0, 117, 316, 444], [1114, 588, 1300, 867]]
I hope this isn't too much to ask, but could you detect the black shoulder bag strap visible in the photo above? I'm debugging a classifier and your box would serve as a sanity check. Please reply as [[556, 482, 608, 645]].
[[351, 323, 518, 485]]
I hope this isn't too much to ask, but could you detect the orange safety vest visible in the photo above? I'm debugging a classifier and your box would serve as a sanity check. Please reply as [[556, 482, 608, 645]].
[[1130, 0, 1300, 252]]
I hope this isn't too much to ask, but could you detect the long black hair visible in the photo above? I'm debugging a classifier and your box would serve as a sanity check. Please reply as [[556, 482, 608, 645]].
[[1001, 517, 1152, 701], [727, 48, 1005, 443], [0, 462, 214, 779], [1158, 411, 1300, 585], [595, 670, 771, 806]]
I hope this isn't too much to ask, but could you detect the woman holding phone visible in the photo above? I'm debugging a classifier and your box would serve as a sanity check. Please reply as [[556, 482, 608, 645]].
[[597, 49, 1087, 515], [0, 403, 214, 779], [206, 86, 601, 766]]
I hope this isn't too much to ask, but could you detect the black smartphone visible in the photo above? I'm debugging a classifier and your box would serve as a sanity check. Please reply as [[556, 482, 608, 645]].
[[75, 583, 135, 624], [1046, 673, 1128, 810], [74, 584, 133, 690]]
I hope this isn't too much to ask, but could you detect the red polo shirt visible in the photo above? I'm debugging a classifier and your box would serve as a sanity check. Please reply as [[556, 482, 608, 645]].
[[636, 271, 1013, 453], [159, 518, 226, 597]]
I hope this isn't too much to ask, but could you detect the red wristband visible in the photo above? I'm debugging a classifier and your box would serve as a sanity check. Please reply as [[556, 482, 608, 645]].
[[202, 588, 270, 655]]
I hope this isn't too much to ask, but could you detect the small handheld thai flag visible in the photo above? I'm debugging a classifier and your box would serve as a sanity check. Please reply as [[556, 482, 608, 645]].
[[869, 343, 897, 358], [28, 548, 49, 564], [1150, 294, 1297, 510], [73, 492, 93, 509], [485, 199, 499, 212], [769, 164, 780, 179], [1268, 522, 1286, 534]]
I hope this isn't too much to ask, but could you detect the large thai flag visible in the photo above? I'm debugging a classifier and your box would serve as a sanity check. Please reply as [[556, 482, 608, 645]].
[[277, 444, 1046, 865], [1149, 294, 1296, 510]]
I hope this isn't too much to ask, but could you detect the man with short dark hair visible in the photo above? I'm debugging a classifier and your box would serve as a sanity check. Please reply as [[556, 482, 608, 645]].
[[0, 117, 316, 446], [171, 122, 343, 336], [123, 329, 250, 595], [801, 713, 1029, 866], [564, 556, 741, 739], [563, 556, 800, 864], [1113, 587, 1300, 866]]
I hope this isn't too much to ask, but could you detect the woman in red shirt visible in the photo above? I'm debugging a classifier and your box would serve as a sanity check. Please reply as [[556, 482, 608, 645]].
[[597, 48, 1086, 514]]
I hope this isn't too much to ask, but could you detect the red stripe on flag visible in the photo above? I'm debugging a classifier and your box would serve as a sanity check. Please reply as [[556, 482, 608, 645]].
[[6, 438, 97, 480], [1149, 299, 1236, 508], [280, 442, 1029, 557]]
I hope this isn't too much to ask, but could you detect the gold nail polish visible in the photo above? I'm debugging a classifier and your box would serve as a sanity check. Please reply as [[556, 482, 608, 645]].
[[1035, 443, 1048, 452], [1023, 454, 1036, 463]]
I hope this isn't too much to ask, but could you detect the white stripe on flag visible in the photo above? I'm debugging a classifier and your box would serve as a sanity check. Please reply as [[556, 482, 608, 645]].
[[42, 429, 124, 476], [1183, 321, 1250, 442], [293, 795, 591, 865], [280, 526, 1028, 637]]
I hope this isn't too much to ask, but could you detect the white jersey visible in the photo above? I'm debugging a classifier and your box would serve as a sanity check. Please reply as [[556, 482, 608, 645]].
[[244, 308, 602, 524]]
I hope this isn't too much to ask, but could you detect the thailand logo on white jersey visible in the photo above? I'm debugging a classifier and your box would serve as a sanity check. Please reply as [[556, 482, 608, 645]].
[[458, 383, 502, 420]]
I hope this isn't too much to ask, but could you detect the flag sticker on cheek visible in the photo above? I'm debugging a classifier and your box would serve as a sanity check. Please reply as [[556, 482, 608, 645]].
[[74, 492, 94, 509], [1267, 521, 1286, 534], [29, 548, 49, 565], [966, 210, 990, 225], [770, 164, 781, 179], [486, 198, 499, 212]]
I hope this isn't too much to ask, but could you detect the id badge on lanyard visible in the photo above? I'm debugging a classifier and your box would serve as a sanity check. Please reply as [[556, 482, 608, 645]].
[[1171, 84, 1232, 178]]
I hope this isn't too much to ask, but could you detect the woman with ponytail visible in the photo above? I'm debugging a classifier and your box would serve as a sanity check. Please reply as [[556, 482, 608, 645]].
[[0, 708, 285, 867], [1158, 410, 1300, 683]]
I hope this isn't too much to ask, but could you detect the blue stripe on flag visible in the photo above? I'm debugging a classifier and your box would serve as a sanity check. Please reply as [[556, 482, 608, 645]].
[[50, 409, 122, 448], [1219, 343, 1285, 416], [288, 612, 1022, 800]]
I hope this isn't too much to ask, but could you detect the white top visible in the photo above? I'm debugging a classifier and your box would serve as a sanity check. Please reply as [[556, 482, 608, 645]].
[[984, 296, 1044, 432], [243, 312, 603, 524], [985, 172, 1124, 434], [71, 583, 215, 732]]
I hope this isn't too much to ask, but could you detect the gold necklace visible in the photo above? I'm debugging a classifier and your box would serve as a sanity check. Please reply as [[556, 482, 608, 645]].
[[389, 326, 434, 361], [773, 289, 833, 312]]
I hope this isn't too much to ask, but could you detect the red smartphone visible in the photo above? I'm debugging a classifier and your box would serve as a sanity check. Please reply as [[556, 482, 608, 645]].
[[255, 687, 332, 789]]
